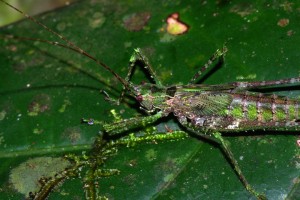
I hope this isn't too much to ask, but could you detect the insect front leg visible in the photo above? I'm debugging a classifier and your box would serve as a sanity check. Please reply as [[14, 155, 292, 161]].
[[101, 48, 163, 104], [103, 111, 163, 136], [83, 112, 164, 137], [116, 48, 164, 103], [128, 48, 163, 86]]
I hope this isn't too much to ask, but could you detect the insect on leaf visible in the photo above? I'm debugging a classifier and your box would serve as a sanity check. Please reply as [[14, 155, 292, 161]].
[[0, 0, 300, 199]]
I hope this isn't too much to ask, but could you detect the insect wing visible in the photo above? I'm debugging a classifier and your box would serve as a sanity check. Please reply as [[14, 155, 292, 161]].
[[174, 87, 233, 117]]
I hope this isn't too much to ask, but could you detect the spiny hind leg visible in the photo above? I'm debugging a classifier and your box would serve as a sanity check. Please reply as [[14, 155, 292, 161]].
[[180, 121, 266, 200], [212, 132, 266, 200]]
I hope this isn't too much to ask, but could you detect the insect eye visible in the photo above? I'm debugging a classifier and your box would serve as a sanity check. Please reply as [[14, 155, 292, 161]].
[[136, 95, 143, 102]]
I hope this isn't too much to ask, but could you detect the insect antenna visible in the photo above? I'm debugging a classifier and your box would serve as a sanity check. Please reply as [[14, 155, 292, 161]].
[[0, 0, 131, 93]]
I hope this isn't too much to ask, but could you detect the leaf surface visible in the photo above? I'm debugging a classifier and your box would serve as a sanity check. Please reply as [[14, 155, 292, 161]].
[[0, 1, 299, 199]]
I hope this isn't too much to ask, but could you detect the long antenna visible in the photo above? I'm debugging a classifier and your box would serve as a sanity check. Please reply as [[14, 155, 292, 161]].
[[0, 0, 130, 90]]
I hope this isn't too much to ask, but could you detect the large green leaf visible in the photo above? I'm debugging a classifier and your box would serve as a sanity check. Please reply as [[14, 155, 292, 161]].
[[0, 0, 299, 199]]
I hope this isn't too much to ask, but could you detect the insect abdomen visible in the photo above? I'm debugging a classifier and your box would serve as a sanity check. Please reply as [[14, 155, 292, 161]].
[[229, 93, 300, 126]]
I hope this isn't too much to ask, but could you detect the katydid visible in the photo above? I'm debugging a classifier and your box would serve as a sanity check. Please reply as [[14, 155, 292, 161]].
[[2, 1, 300, 200]]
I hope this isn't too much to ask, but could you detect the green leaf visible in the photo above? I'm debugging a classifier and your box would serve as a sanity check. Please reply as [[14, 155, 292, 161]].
[[0, 0, 299, 199]]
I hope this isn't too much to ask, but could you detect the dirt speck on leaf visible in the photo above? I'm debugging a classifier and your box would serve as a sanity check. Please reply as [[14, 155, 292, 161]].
[[58, 99, 71, 113], [27, 94, 51, 116], [123, 12, 151, 31], [230, 3, 256, 17], [89, 12, 106, 29], [0, 110, 6, 120], [145, 149, 157, 161], [62, 127, 82, 144], [277, 18, 289, 27]]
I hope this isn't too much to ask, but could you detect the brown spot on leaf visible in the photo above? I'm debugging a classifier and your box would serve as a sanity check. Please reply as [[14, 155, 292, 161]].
[[12, 54, 46, 73], [6, 45, 17, 52], [122, 174, 137, 186], [127, 159, 138, 167], [27, 94, 51, 116], [62, 127, 82, 144], [280, 2, 294, 12], [287, 30, 294, 36], [230, 3, 255, 17], [123, 12, 151, 31], [277, 18, 289, 27]]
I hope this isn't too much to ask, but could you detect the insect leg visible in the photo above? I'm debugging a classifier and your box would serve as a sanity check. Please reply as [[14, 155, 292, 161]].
[[212, 132, 266, 200], [103, 111, 163, 136], [206, 76, 300, 92], [229, 77, 300, 90], [129, 48, 163, 86], [84, 112, 160, 137], [114, 131, 189, 147], [188, 45, 227, 84], [84, 168, 120, 200], [102, 48, 164, 104], [182, 125, 266, 199], [115, 48, 164, 103]]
